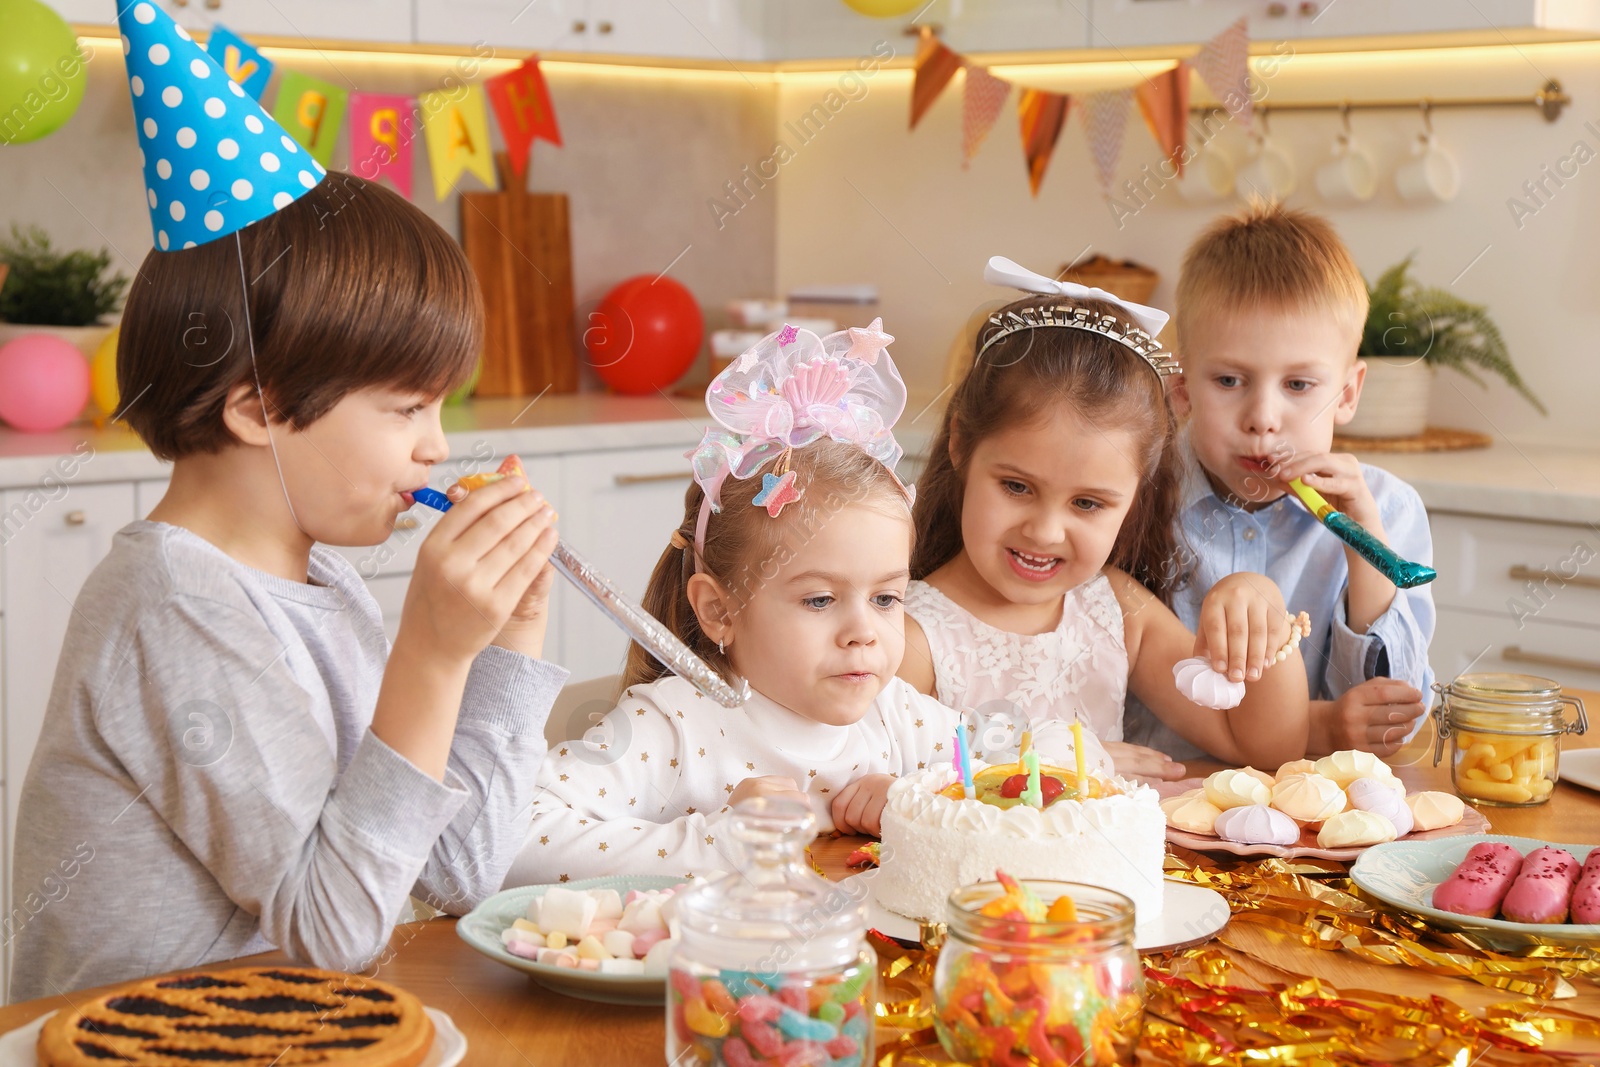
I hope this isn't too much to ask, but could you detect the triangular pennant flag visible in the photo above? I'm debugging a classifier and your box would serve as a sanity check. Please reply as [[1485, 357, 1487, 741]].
[[485, 56, 562, 179], [203, 25, 272, 101], [1193, 17, 1252, 127], [420, 84, 498, 200], [272, 69, 349, 167], [1018, 88, 1069, 197], [960, 64, 1010, 167], [910, 27, 961, 130], [1136, 61, 1191, 177], [1078, 88, 1133, 196], [117, 0, 325, 249], [349, 93, 416, 199]]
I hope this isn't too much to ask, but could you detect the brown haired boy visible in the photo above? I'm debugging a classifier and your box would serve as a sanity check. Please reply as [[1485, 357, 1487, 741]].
[[1123, 200, 1436, 762], [10, 174, 566, 998]]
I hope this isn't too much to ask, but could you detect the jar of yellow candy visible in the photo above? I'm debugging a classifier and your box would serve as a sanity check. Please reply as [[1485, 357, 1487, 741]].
[[1432, 672, 1587, 807]]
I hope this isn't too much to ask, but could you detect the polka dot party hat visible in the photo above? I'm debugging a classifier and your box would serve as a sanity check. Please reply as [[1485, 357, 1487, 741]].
[[118, 0, 326, 250]]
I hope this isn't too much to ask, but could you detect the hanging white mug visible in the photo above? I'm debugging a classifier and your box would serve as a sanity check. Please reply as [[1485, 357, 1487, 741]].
[[1314, 132, 1377, 203], [1395, 132, 1460, 202], [1236, 133, 1297, 200], [1177, 143, 1236, 202]]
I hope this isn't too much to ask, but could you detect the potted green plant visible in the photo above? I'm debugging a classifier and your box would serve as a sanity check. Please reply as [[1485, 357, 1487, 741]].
[[1344, 255, 1544, 438], [0, 225, 130, 357]]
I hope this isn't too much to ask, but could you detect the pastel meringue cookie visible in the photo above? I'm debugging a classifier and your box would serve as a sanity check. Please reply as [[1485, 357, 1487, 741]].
[[1313, 749, 1402, 791], [1213, 804, 1300, 846], [1270, 773, 1347, 824], [1161, 791, 1223, 834], [1172, 656, 1246, 710], [1204, 768, 1272, 810], [1316, 809, 1397, 849], [1406, 790, 1466, 832], [1238, 766, 1275, 790], [1276, 759, 1318, 779], [1346, 777, 1414, 837]]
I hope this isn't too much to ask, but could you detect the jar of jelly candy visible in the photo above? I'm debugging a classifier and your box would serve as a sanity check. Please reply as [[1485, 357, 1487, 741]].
[[667, 797, 875, 1067], [934, 877, 1143, 1066], [1432, 672, 1588, 807]]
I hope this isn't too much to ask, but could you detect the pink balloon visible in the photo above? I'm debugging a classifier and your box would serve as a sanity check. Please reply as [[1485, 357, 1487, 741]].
[[0, 334, 92, 433]]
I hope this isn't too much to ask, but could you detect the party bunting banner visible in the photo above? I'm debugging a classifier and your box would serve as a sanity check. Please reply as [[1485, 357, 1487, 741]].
[[960, 64, 1010, 167], [1193, 16, 1252, 127], [910, 27, 961, 130], [485, 57, 562, 178], [420, 84, 498, 200], [272, 69, 348, 166], [204, 25, 272, 101], [1018, 88, 1069, 197], [1135, 60, 1190, 178], [349, 93, 416, 199], [1079, 88, 1133, 196]]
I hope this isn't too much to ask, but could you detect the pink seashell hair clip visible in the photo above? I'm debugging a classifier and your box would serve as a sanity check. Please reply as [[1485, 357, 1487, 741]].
[[683, 318, 912, 571]]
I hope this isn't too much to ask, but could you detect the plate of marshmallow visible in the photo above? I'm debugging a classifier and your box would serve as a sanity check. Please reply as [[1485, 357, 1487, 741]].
[[1157, 750, 1488, 861], [457, 875, 699, 1004], [1352, 835, 1600, 946]]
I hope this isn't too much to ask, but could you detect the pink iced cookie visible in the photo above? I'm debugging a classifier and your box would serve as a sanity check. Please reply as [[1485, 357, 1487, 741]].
[[1431, 842, 1523, 918], [1502, 846, 1580, 924], [1572, 851, 1600, 925]]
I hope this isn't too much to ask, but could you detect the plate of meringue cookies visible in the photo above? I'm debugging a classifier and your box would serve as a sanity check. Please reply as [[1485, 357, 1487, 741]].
[[1156, 750, 1489, 861]]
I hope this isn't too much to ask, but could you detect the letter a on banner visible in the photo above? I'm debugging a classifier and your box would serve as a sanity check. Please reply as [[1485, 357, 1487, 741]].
[[420, 84, 498, 200]]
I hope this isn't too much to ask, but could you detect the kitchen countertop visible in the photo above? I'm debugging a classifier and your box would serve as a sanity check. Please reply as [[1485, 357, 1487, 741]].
[[1350, 440, 1600, 526]]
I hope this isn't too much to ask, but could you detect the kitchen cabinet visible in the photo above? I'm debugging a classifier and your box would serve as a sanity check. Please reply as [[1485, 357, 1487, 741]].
[[67, 0, 418, 43], [768, 0, 1087, 61], [415, 0, 763, 59]]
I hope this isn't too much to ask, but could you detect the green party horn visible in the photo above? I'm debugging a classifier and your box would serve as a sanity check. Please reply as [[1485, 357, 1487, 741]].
[[1288, 478, 1437, 589]]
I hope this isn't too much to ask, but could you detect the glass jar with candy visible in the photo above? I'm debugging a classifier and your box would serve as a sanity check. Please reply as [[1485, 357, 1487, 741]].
[[667, 797, 875, 1067], [934, 874, 1143, 1066], [1431, 672, 1588, 807]]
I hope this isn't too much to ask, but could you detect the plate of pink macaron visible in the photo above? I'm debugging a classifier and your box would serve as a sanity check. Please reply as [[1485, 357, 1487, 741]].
[[1351, 835, 1600, 946]]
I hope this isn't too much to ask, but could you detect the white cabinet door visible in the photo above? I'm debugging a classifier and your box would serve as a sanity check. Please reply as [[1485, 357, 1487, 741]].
[[415, 0, 587, 50], [556, 446, 692, 681], [43, 0, 111, 25], [1432, 609, 1600, 694], [1085, 0, 1295, 49], [138, 0, 415, 44], [1299, 0, 1599, 39], [769, 0, 921, 60], [940, 0, 1089, 53], [136, 479, 171, 518]]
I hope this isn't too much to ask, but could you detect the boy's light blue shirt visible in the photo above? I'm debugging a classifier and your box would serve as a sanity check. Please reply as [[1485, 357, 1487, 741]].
[[1122, 432, 1436, 762]]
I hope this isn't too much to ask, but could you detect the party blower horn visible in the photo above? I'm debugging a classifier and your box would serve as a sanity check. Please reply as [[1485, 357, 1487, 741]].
[[411, 473, 749, 709], [1288, 478, 1436, 589]]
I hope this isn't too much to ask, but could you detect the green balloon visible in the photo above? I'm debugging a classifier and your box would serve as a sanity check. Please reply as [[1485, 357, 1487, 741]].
[[0, 0, 87, 145]]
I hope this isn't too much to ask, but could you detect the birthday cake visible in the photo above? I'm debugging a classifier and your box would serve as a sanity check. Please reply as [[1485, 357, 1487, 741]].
[[872, 759, 1166, 925]]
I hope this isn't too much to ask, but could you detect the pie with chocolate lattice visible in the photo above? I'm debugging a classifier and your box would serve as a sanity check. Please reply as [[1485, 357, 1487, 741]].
[[37, 966, 434, 1067]]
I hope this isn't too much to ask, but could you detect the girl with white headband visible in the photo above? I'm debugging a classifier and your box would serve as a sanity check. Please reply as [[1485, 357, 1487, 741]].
[[899, 258, 1312, 776]]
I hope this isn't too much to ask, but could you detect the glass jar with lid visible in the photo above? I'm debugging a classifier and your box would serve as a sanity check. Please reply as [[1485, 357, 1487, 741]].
[[933, 880, 1143, 1066], [1431, 672, 1588, 807], [666, 797, 875, 1067]]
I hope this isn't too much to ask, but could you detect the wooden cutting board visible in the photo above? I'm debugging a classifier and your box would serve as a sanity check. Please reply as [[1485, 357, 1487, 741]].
[[459, 152, 579, 397]]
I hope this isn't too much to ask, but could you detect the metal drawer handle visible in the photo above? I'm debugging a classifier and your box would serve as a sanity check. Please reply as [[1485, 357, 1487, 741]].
[[572, 18, 586, 31], [614, 471, 687, 487], [394, 516, 421, 531], [1502, 645, 1600, 675], [1508, 564, 1600, 592], [65, 510, 86, 526], [597, 19, 613, 33]]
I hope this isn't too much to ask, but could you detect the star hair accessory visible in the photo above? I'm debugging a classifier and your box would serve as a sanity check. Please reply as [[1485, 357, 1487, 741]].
[[979, 255, 1180, 379], [685, 319, 912, 571]]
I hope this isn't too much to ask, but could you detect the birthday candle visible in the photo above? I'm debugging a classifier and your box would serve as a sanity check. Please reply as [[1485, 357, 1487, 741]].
[[959, 728, 973, 797], [1071, 720, 1088, 797], [1021, 750, 1042, 809], [952, 731, 966, 799]]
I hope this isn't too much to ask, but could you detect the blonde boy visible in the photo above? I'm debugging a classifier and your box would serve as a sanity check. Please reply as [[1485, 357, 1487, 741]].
[[1123, 201, 1435, 761]]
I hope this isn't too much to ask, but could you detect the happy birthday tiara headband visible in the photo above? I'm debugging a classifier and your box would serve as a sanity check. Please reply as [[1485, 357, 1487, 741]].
[[683, 319, 912, 572], [977, 255, 1180, 379]]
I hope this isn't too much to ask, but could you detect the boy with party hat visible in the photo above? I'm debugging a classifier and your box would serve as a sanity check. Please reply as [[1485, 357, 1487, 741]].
[[9, 0, 566, 998], [1123, 201, 1436, 763]]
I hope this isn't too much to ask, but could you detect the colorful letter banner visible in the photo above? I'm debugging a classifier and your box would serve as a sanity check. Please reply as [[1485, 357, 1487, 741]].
[[204, 25, 273, 101], [420, 84, 498, 200], [349, 93, 417, 199], [272, 69, 349, 166], [485, 56, 562, 179]]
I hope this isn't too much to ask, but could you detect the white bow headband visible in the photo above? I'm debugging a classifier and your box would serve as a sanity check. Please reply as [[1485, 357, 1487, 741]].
[[979, 256, 1179, 378]]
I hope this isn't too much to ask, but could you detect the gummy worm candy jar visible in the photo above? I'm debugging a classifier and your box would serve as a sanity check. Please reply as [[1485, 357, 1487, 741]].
[[666, 798, 875, 1067], [933, 880, 1143, 1066]]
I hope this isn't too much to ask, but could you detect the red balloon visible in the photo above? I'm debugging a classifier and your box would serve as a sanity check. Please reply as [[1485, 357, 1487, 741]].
[[584, 275, 704, 395]]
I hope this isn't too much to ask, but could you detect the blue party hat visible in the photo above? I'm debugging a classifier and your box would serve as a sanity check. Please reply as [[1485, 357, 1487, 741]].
[[118, 0, 326, 250]]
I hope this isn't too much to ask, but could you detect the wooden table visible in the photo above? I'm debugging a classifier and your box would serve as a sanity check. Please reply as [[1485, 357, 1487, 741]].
[[4, 698, 1597, 1064]]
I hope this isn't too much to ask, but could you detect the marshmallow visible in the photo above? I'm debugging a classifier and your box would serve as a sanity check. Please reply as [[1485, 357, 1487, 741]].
[[1204, 768, 1271, 810], [1270, 773, 1346, 824], [1316, 809, 1397, 849], [1173, 656, 1246, 710], [576, 935, 612, 961], [641, 937, 676, 977], [538, 887, 599, 940], [599, 958, 647, 976], [591, 889, 624, 923], [501, 926, 546, 951], [1213, 804, 1299, 846], [502, 935, 542, 960], [577, 958, 601, 971], [619, 897, 665, 936], [1405, 791, 1466, 832], [1346, 777, 1414, 838], [601, 929, 638, 960]]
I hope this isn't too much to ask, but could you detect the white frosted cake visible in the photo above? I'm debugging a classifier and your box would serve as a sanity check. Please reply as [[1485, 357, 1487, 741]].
[[872, 760, 1166, 924]]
